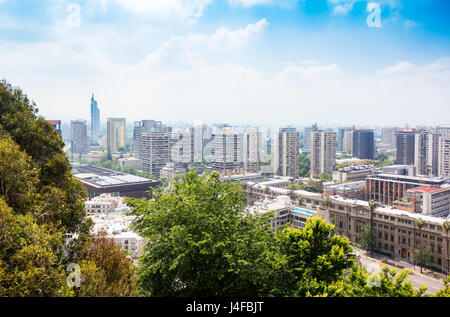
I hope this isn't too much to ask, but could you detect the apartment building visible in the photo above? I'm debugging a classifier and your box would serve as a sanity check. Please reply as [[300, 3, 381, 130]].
[[210, 133, 243, 171], [439, 136, 450, 178], [141, 131, 170, 178], [274, 128, 299, 178], [242, 129, 262, 173], [396, 130, 418, 165], [303, 123, 318, 153], [352, 129, 375, 160], [381, 127, 399, 149], [414, 131, 440, 177], [310, 130, 336, 178]]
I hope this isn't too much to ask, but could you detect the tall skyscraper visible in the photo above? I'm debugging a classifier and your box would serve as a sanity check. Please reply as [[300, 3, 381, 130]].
[[310, 130, 336, 178], [352, 130, 375, 160], [133, 120, 170, 159], [342, 130, 353, 155], [107, 118, 126, 156], [90, 94, 100, 145], [303, 123, 318, 154], [439, 136, 450, 178], [71, 120, 88, 155], [414, 131, 440, 177], [274, 128, 299, 178]]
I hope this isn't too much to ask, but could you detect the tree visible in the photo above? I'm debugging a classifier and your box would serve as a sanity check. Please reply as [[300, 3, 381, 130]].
[[317, 172, 332, 182], [414, 244, 432, 274], [269, 217, 356, 297], [302, 179, 323, 193], [326, 265, 427, 297], [414, 218, 425, 271], [359, 225, 376, 254], [126, 171, 276, 297], [0, 198, 72, 297], [298, 153, 310, 177]]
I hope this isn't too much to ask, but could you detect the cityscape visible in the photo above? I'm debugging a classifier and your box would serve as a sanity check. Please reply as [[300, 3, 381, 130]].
[[1, 0, 450, 307]]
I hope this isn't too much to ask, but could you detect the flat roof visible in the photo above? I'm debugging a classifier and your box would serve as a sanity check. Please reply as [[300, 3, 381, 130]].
[[73, 164, 156, 188], [407, 186, 450, 194]]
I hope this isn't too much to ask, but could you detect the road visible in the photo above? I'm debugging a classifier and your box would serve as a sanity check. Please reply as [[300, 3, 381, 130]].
[[354, 249, 446, 294]]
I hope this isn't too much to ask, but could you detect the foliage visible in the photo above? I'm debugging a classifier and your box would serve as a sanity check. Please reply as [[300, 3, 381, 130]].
[[298, 153, 310, 177], [326, 265, 427, 297], [127, 171, 276, 297], [414, 244, 432, 273], [269, 218, 355, 297], [0, 198, 72, 297], [359, 225, 376, 253], [74, 233, 138, 297], [317, 172, 332, 182]]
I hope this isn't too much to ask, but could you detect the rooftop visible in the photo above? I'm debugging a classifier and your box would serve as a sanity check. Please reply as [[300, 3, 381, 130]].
[[73, 164, 156, 188], [407, 186, 450, 194]]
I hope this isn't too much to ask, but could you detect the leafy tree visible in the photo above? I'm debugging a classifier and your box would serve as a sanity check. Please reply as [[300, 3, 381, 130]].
[[74, 232, 138, 297], [414, 244, 432, 273], [302, 179, 323, 193], [298, 153, 310, 177], [0, 198, 72, 297], [269, 217, 355, 297], [126, 171, 276, 297], [317, 172, 332, 182], [326, 265, 427, 297], [359, 225, 376, 254]]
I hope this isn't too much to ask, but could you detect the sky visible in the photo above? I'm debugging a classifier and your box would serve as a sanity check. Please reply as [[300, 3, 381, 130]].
[[0, 0, 450, 127]]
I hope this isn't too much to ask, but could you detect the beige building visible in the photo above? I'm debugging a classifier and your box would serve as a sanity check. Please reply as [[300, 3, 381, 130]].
[[310, 130, 336, 178], [107, 118, 126, 155], [414, 131, 440, 177]]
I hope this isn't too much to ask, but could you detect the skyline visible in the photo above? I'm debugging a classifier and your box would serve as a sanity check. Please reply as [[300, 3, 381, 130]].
[[1, 0, 450, 125]]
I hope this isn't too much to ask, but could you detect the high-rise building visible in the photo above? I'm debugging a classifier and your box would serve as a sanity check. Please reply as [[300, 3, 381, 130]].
[[133, 120, 170, 159], [352, 129, 375, 160], [141, 131, 170, 178], [210, 133, 243, 171], [310, 130, 336, 178], [107, 118, 126, 155], [274, 128, 299, 178], [192, 124, 212, 162], [439, 136, 450, 178], [170, 131, 195, 166], [242, 128, 261, 173], [71, 120, 88, 155], [342, 130, 353, 155], [303, 123, 318, 154], [337, 127, 352, 153], [436, 126, 450, 137], [414, 131, 440, 177], [382, 127, 399, 148], [90, 94, 101, 145], [396, 130, 418, 165]]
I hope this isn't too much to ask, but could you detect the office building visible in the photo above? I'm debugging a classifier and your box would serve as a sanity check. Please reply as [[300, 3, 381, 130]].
[[133, 120, 170, 159], [170, 131, 195, 165], [310, 130, 336, 178], [107, 118, 126, 155], [70, 120, 88, 155], [141, 131, 170, 179], [337, 127, 352, 153], [342, 130, 353, 155], [90, 94, 101, 145], [352, 129, 375, 160], [396, 130, 419, 165], [394, 186, 450, 218], [274, 128, 299, 178]]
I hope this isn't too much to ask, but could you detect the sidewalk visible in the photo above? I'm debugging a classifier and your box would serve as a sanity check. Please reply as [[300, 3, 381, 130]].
[[354, 247, 447, 281]]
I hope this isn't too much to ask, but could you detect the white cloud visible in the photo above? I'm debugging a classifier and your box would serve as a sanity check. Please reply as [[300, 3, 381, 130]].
[[228, 0, 301, 8]]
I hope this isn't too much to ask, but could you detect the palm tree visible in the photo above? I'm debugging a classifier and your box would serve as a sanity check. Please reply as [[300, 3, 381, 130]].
[[443, 221, 450, 276], [324, 195, 332, 210], [367, 200, 377, 256], [415, 218, 425, 273]]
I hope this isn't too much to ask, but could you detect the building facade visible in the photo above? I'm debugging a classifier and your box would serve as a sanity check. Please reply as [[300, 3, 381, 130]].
[[90, 94, 100, 145], [107, 118, 126, 155], [310, 130, 336, 178], [274, 128, 299, 178], [70, 120, 88, 155]]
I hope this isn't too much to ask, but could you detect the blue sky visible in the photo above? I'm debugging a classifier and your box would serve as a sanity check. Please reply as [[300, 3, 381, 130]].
[[0, 0, 449, 126]]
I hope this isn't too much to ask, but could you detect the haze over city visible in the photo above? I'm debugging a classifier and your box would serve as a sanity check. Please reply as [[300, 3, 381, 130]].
[[1, 0, 450, 126]]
